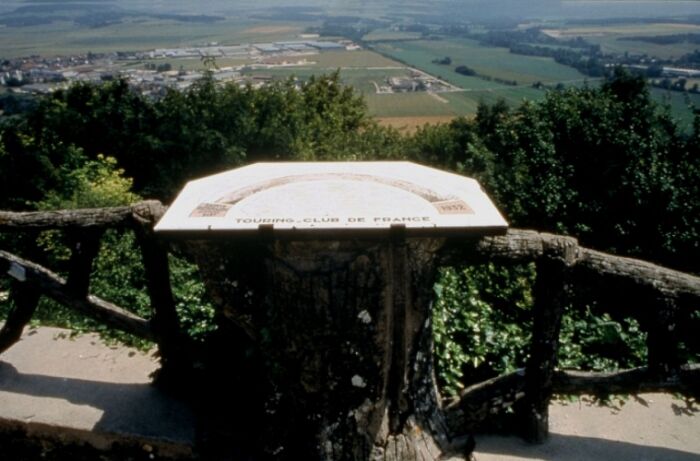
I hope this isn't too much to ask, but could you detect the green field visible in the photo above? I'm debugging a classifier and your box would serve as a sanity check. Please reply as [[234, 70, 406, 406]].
[[0, 18, 316, 58], [366, 93, 455, 117], [1, 9, 697, 130], [133, 50, 401, 74], [134, 57, 253, 71], [651, 89, 700, 132], [365, 87, 549, 118], [362, 29, 423, 42], [588, 37, 698, 60], [372, 39, 587, 87], [543, 22, 700, 60], [241, 67, 410, 94], [309, 50, 402, 69]]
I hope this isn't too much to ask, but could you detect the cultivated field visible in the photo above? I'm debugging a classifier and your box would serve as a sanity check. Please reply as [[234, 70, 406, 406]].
[[308, 50, 402, 69], [371, 39, 587, 86], [543, 22, 700, 60], [241, 66, 409, 95], [543, 23, 700, 38], [366, 93, 455, 117], [651, 89, 700, 131], [362, 29, 423, 42], [588, 38, 698, 60], [134, 57, 253, 71], [1, 4, 698, 133], [0, 18, 316, 58], [376, 116, 457, 133]]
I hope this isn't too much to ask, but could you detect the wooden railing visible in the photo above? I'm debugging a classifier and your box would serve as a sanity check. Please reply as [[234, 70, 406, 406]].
[[440, 230, 700, 441], [0, 201, 186, 377], [1, 203, 698, 443]]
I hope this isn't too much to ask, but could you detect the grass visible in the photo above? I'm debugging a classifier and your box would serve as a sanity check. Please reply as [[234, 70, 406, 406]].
[[372, 39, 586, 87], [589, 37, 698, 60], [362, 29, 423, 42], [0, 18, 317, 58], [651, 89, 700, 132], [366, 93, 456, 117], [543, 22, 700, 60], [309, 50, 403, 69], [371, 42, 507, 90], [124, 50, 400, 74], [241, 67, 410, 94], [376, 116, 457, 133], [136, 57, 253, 71], [340, 68, 409, 93], [544, 23, 700, 38], [458, 86, 546, 107], [365, 86, 548, 118]]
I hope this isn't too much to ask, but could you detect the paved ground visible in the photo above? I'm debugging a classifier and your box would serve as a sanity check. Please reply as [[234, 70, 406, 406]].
[[0, 325, 195, 459], [0, 325, 698, 460], [473, 393, 700, 461]]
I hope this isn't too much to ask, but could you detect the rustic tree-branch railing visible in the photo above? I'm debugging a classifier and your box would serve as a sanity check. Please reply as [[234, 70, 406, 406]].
[[1, 202, 698, 453], [0, 201, 185, 374]]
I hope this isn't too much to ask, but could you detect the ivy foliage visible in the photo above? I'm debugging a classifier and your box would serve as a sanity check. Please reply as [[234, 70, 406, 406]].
[[433, 264, 533, 396]]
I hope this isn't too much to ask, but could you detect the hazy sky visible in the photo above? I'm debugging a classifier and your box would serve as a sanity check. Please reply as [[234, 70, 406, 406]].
[[1, 0, 698, 20]]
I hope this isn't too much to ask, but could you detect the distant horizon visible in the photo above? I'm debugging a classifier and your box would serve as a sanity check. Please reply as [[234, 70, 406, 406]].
[[1, 0, 699, 21]]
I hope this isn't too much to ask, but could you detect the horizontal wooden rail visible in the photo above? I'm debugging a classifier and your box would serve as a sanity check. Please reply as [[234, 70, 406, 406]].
[[0, 200, 166, 230], [442, 229, 700, 303], [1, 204, 698, 305], [444, 364, 700, 433], [0, 250, 154, 341]]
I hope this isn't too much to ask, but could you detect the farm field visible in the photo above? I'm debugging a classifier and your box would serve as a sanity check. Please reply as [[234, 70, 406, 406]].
[[307, 50, 402, 69], [366, 93, 455, 117], [1, 3, 697, 134], [364, 86, 548, 118], [0, 18, 316, 58], [376, 116, 457, 133], [372, 39, 587, 86], [362, 29, 423, 42], [242, 67, 409, 94], [134, 57, 253, 71], [543, 22, 700, 60], [543, 23, 700, 38], [651, 89, 700, 132], [587, 36, 698, 60]]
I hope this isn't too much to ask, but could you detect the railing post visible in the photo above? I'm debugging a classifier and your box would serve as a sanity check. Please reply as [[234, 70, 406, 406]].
[[646, 293, 681, 379], [135, 227, 189, 382], [517, 257, 569, 443], [0, 281, 41, 354], [65, 230, 103, 298]]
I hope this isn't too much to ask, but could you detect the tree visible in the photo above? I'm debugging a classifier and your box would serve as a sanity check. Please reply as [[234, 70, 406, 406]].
[[455, 65, 477, 76]]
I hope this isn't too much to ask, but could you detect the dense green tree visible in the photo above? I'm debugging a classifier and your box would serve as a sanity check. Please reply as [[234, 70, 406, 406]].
[[414, 70, 698, 271]]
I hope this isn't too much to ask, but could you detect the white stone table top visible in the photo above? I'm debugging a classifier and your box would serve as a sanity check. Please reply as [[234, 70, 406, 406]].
[[154, 162, 507, 238]]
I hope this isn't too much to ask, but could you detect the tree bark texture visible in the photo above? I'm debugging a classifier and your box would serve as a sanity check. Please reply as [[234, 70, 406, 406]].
[[0, 201, 166, 230], [65, 230, 103, 298], [135, 227, 189, 377], [191, 238, 451, 461], [516, 259, 569, 443]]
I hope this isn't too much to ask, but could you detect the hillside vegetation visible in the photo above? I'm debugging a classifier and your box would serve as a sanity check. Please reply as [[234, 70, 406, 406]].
[[1, 70, 698, 393]]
